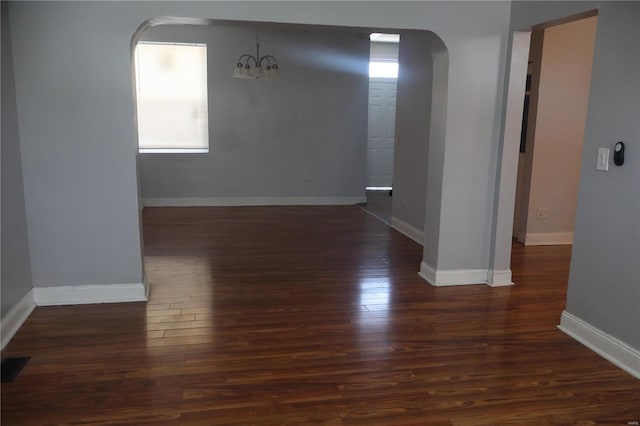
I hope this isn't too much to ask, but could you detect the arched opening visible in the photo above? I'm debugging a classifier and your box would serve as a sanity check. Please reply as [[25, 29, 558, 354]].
[[392, 29, 449, 270], [130, 18, 450, 295]]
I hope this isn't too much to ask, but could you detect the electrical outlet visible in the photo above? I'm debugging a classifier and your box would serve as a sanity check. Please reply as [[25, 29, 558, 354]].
[[536, 207, 548, 220]]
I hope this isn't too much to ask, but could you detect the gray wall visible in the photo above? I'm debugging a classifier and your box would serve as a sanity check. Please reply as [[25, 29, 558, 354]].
[[391, 31, 432, 233], [8, 1, 144, 288], [1, 2, 33, 316], [138, 24, 369, 200], [510, 1, 639, 350], [6, 0, 510, 290]]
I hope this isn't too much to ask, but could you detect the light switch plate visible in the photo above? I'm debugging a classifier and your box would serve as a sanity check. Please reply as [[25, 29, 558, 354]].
[[596, 148, 610, 171]]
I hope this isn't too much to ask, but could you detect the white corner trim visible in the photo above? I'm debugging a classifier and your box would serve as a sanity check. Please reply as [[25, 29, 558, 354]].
[[525, 232, 574, 245], [390, 216, 424, 246], [558, 311, 640, 379], [418, 261, 489, 286], [1, 289, 36, 350], [33, 282, 148, 306], [142, 196, 367, 207], [418, 261, 437, 285], [486, 269, 514, 287]]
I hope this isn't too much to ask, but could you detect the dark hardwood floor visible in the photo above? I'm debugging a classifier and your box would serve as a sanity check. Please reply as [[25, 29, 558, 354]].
[[2, 206, 639, 425]]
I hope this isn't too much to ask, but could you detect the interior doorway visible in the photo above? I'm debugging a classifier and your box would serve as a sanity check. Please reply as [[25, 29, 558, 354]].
[[363, 33, 400, 224], [512, 16, 598, 247], [491, 9, 599, 287]]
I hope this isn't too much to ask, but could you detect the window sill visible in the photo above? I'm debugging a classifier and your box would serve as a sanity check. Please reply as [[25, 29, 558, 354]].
[[139, 148, 209, 154]]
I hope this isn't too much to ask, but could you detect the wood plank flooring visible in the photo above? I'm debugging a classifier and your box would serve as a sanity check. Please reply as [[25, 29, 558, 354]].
[[2, 206, 639, 425]]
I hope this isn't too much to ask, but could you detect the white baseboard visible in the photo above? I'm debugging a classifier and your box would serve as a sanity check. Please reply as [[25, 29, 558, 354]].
[[558, 311, 640, 379], [418, 263, 513, 287], [525, 232, 573, 245], [390, 216, 424, 245], [1, 289, 36, 350], [486, 269, 514, 287], [419, 261, 489, 286], [418, 262, 438, 285], [33, 282, 148, 306], [1, 282, 148, 349], [142, 196, 367, 207]]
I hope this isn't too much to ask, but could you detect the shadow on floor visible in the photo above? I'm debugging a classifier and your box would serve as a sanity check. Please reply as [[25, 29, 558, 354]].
[[358, 189, 392, 225]]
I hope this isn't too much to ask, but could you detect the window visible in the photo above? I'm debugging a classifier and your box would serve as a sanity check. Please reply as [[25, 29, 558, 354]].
[[369, 61, 399, 79], [134, 42, 209, 153], [368, 33, 400, 79]]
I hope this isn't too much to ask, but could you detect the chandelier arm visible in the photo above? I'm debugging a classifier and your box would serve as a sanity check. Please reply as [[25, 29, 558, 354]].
[[259, 55, 277, 66], [237, 54, 258, 65]]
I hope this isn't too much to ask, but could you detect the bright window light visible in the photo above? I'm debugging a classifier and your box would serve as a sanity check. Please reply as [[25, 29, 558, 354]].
[[369, 33, 400, 43], [369, 61, 398, 78], [135, 42, 209, 153]]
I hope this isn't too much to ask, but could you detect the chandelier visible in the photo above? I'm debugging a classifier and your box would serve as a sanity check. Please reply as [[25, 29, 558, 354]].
[[233, 29, 279, 79]]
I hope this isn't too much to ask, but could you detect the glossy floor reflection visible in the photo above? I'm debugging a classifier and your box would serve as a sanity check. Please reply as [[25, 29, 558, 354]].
[[2, 206, 639, 425]]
